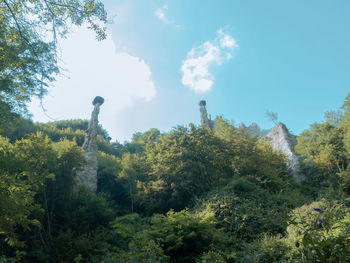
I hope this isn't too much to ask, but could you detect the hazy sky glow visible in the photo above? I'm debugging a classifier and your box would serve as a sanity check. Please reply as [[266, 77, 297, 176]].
[[29, 0, 350, 142]]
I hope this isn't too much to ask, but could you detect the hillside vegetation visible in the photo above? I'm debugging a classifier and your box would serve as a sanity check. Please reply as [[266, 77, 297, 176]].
[[1, 95, 350, 262]]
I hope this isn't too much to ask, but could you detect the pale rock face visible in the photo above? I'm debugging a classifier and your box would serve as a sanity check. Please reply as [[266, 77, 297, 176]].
[[246, 122, 269, 137], [267, 123, 304, 183], [238, 122, 269, 137], [222, 117, 303, 182], [239, 122, 247, 130], [75, 151, 98, 191], [75, 96, 104, 192], [199, 100, 215, 131]]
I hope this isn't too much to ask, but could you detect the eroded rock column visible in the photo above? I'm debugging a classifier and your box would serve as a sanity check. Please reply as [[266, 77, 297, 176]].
[[268, 122, 304, 183], [75, 96, 104, 192], [199, 100, 214, 131]]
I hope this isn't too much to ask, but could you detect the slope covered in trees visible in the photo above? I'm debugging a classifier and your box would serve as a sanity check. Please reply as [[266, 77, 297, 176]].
[[1, 94, 350, 262], [2, 0, 350, 261]]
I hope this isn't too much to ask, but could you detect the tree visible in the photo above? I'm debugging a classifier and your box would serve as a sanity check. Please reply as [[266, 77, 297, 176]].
[[119, 153, 143, 213], [296, 123, 347, 179], [0, 133, 57, 247], [0, 0, 107, 116], [295, 94, 350, 193], [265, 110, 278, 125], [341, 94, 350, 155], [135, 126, 231, 213], [97, 152, 123, 202]]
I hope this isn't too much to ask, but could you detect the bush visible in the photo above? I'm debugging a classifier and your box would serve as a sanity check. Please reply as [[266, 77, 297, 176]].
[[112, 209, 226, 263], [241, 235, 288, 263], [285, 199, 350, 262]]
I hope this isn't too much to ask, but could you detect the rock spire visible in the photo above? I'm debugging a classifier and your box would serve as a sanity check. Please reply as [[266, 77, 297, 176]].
[[267, 122, 303, 182], [75, 96, 104, 192], [199, 100, 214, 131], [198, 101, 303, 183]]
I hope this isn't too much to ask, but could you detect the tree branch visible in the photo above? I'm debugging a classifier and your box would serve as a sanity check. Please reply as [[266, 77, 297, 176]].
[[1, 0, 47, 97], [43, 0, 57, 47]]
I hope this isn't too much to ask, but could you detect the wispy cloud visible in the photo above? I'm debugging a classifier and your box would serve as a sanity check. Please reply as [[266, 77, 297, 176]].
[[155, 4, 178, 27], [218, 29, 238, 48], [155, 5, 169, 23], [181, 30, 238, 93]]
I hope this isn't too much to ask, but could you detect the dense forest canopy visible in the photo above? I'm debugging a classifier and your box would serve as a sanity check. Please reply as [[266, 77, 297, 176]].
[[1, 0, 350, 262], [0, 94, 350, 262]]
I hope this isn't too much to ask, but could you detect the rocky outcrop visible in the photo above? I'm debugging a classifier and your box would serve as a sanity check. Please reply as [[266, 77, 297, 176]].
[[199, 101, 303, 182], [267, 122, 303, 182], [245, 122, 269, 137], [75, 96, 104, 192], [199, 100, 215, 131]]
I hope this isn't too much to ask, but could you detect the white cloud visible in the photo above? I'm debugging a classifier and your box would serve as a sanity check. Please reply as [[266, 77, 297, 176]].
[[28, 26, 156, 141], [155, 4, 178, 27], [218, 29, 238, 48], [181, 42, 219, 93], [181, 30, 238, 93], [155, 5, 168, 23]]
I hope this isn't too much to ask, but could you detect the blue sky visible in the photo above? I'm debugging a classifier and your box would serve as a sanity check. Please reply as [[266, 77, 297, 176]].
[[29, 0, 350, 142]]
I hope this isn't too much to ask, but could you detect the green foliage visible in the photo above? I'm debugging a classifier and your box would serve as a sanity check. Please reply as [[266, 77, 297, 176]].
[[241, 234, 289, 263], [134, 125, 234, 213], [36, 121, 86, 145], [295, 94, 350, 195], [129, 128, 161, 154], [112, 213, 143, 241], [53, 228, 111, 263], [112, 209, 226, 263], [0, 130, 119, 262], [50, 191, 117, 263], [147, 209, 224, 262], [119, 153, 147, 212], [196, 249, 236, 263], [3, 89, 350, 262], [0, 133, 56, 247], [67, 190, 116, 233], [214, 117, 287, 181], [0, 116, 36, 141], [296, 123, 346, 178], [284, 200, 350, 262], [0, 11, 56, 115], [110, 213, 168, 262], [0, 0, 107, 115], [117, 239, 169, 263], [97, 152, 124, 203], [37, 120, 121, 156], [195, 175, 300, 253], [240, 200, 350, 263]]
